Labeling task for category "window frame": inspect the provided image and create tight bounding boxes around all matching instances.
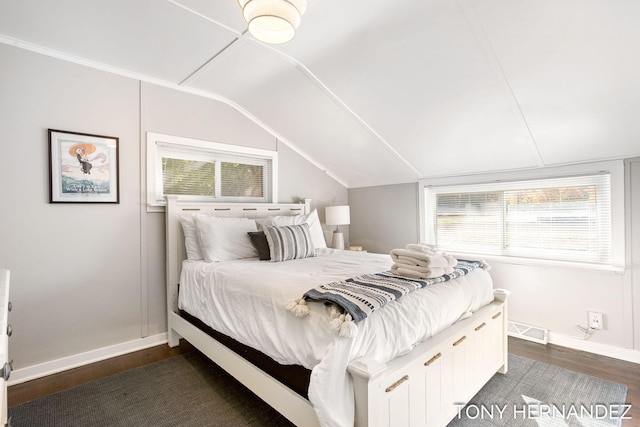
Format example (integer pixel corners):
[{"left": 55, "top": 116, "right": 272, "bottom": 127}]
[
  {"left": 418, "top": 160, "right": 625, "bottom": 271},
  {"left": 146, "top": 132, "right": 278, "bottom": 212}
]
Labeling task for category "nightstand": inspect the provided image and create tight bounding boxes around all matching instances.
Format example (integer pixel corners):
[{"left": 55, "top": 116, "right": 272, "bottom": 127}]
[{"left": 348, "top": 246, "right": 367, "bottom": 253}]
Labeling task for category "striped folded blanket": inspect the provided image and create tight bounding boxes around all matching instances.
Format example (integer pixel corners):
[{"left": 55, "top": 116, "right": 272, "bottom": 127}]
[{"left": 287, "top": 260, "right": 486, "bottom": 337}]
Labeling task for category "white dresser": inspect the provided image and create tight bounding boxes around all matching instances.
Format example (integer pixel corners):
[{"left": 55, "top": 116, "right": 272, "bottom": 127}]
[{"left": 0, "top": 270, "right": 11, "bottom": 427}]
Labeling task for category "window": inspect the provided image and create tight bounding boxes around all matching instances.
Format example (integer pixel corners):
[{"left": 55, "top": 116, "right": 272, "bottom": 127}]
[
  {"left": 419, "top": 162, "right": 624, "bottom": 269},
  {"left": 147, "top": 133, "right": 277, "bottom": 209}
]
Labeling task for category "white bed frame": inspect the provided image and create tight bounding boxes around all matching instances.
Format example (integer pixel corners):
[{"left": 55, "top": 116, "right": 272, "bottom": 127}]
[{"left": 165, "top": 196, "right": 510, "bottom": 427}]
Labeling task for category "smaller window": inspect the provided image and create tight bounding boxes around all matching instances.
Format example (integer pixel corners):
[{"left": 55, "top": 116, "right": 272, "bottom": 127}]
[{"left": 147, "top": 133, "right": 277, "bottom": 209}]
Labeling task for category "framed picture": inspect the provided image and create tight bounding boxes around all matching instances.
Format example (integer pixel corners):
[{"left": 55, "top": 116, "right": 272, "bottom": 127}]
[{"left": 48, "top": 129, "right": 120, "bottom": 203}]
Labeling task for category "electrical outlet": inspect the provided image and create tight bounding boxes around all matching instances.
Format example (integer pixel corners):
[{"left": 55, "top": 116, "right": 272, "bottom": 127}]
[{"left": 588, "top": 311, "right": 604, "bottom": 330}]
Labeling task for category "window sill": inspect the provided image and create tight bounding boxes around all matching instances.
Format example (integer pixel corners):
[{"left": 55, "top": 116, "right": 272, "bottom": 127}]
[
  {"left": 451, "top": 252, "right": 625, "bottom": 273},
  {"left": 147, "top": 203, "right": 166, "bottom": 213}
]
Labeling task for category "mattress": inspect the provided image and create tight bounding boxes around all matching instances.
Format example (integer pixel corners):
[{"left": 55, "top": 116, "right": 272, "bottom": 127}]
[{"left": 178, "top": 248, "right": 494, "bottom": 427}]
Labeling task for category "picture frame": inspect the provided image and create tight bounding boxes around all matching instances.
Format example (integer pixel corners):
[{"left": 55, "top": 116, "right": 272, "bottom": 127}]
[{"left": 48, "top": 129, "right": 120, "bottom": 203}]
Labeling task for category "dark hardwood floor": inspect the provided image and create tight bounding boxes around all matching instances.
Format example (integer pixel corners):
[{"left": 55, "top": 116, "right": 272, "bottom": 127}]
[
  {"left": 8, "top": 340, "right": 193, "bottom": 408},
  {"left": 8, "top": 337, "right": 640, "bottom": 425}
]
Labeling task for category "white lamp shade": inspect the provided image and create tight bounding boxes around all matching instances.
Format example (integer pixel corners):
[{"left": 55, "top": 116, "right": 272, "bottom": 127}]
[
  {"left": 238, "top": 0, "right": 308, "bottom": 44},
  {"left": 325, "top": 206, "right": 350, "bottom": 226}
]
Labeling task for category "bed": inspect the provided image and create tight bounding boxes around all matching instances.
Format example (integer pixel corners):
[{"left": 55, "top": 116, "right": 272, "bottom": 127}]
[{"left": 165, "top": 196, "right": 510, "bottom": 427}]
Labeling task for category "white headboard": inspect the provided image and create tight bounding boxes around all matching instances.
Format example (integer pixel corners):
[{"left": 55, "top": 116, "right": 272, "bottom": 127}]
[{"left": 165, "top": 195, "right": 311, "bottom": 312}]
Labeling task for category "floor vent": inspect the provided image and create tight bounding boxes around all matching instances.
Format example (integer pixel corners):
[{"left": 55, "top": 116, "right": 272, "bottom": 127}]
[{"left": 508, "top": 321, "right": 548, "bottom": 344}]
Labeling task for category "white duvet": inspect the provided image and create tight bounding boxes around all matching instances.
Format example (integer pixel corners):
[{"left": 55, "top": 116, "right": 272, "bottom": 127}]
[{"left": 178, "top": 248, "right": 494, "bottom": 427}]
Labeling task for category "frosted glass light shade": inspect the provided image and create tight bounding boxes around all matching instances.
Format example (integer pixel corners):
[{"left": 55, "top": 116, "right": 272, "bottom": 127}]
[
  {"left": 325, "top": 206, "right": 350, "bottom": 226},
  {"left": 238, "top": 0, "right": 308, "bottom": 44}
]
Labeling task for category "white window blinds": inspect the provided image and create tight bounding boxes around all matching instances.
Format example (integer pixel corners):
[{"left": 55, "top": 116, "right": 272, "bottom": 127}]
[
  {"left": 424, "top": 173, "right": 612, "bottom": 265},
  {"left": 148, "top": 134, "right": 276, "bottom": 206}
]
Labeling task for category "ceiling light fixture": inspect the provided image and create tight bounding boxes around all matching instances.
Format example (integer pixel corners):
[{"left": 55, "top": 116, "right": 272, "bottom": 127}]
[{"left": 238, "top": 0, "right": 308, "bottom": 44}]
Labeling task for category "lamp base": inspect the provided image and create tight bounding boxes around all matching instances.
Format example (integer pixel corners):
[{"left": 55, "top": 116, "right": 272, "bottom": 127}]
[{"left": 331, "top": 231, "right": 345, "bottom": 250}]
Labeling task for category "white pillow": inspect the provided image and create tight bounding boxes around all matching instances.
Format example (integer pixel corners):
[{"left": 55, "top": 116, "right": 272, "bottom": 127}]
[
  {"left": 270, "top": 209, "right": 327, "bottom": 249},
  {"left": 255, "top": 217, "right": 275, "bottom": 231},
  {"left": 193, "top": 215, "right": 258, "bottom": 262},
  {"left": 178, "top": 214, "right": 203, "bottom": 261}
]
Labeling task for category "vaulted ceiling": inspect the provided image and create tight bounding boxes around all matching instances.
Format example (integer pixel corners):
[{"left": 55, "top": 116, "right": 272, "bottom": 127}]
[{"left": 1, "top": 0, "right": 639, "bottom": 188}]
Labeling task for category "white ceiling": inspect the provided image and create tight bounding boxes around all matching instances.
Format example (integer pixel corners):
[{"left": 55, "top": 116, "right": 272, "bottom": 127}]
[{"left": 1, "top": 0, "right": 639, "bottom": 188}]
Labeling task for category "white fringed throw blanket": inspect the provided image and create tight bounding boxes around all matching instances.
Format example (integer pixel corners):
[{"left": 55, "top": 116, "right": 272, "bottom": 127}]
[{"left": 287, "top": 259, "right": 487, "bottom": 337}]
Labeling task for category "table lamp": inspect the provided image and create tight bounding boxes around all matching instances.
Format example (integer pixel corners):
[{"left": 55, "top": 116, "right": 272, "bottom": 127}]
[{"left": 325, "top": 205, "right": 350, "bottom": 250}]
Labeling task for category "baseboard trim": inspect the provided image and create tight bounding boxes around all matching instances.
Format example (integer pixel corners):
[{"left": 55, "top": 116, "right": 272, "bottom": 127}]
[
  {"left": 548, "top": 331, "right": 640, "bottom": 364},
  {"left": 8, "top": 333, "right": 168, "bottom": 386}
]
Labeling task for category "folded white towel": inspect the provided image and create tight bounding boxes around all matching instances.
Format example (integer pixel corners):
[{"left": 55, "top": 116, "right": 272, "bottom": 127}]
[
  {"left": 390, "top": 248, "right": 425, "bottom": 261},
  {"left": 391, "top": 248, "right": 448, "bottom": 266},
  {"left": 444, "top": 255, "right": 458, "bottom": 268},
  {"left": 398, "top": 254, "right": 449, "bottom": 268},
  {"left": 391, "top": 248, "right": 451, "bottom": 267},
  {"left": 390, "top": 244, "right": 461, "bottom": 279},
  {"left": 405, "top": 243, "right": 438, "bottom": 254},
  {"left": 393, "top": 257, "right": 418, "bottom": 266},
  {"left": 391, "top": 263, "right": 430, "bottom": 274},
  {"left": 392, "top": 265, "right": 445, "bottom": 279}
]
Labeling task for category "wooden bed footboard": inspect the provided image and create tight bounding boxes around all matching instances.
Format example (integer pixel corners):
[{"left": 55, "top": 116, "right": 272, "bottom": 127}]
[{"left": 349, "top": 289, "right": 509, "bottom": 427}]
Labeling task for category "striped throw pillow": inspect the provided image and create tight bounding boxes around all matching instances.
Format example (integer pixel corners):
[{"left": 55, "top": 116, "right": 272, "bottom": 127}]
[{"left": 263, "top": 224, "right": 316, "bottom": 262}]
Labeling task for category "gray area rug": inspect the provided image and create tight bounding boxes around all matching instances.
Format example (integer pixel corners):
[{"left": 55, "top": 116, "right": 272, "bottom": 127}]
[
  {"left": 10, "top": 353, "right": 627, "bottom": 427},
  {"left": 449, "top": 355, "right": 628, "bottom": 427},
  {"left": 10, "top": 351, "right": 295, "bottom": 427}
]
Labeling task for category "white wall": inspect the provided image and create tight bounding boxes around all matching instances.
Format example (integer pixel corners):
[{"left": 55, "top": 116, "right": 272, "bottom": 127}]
[
  {"left": 349, "top": 171, "right": 640, "bottom": 362},
  {"left": 0, "top": 43, "right": 347, "bottom": 378},
  {"left": 0, "top": 44, "right": 142, "bottom": 370},
  {"left": 348, "top": 183, "right": 418, "bottom": 254},
  {"left": 630, "top": 158, "right": 640, "bottom": 351}
]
